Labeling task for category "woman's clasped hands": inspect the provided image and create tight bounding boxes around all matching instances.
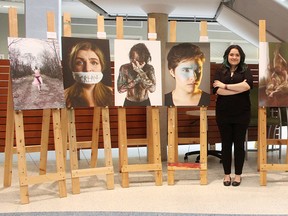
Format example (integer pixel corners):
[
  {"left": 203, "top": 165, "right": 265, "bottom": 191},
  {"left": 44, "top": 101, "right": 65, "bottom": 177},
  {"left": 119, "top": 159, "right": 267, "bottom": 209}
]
[{"left": 213, "top": 80, "right": 225, "bottom": 89}]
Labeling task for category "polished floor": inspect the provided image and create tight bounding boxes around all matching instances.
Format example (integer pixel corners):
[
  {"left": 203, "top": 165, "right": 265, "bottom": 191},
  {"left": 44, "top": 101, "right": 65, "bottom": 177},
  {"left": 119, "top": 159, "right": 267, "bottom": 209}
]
[{"left": 1, "top": 139, "right": 288, "bottom": 215}]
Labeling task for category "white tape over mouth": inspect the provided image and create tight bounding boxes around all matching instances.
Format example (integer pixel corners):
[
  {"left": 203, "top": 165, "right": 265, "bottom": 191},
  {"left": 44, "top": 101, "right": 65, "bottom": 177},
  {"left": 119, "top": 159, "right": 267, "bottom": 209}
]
[{"left": 72, "top": 71, "right": 103, "bottom": 84}]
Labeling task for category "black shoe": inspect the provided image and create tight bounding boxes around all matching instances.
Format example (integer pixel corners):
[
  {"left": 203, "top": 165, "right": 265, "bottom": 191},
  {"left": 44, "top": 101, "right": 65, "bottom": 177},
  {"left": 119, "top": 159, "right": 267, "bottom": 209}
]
[
  {"left": 223, "top": 177, "right": 231, "bottom": 186},
  {"left": 232, "top": 178, "right": 241, "bottom": 187}
]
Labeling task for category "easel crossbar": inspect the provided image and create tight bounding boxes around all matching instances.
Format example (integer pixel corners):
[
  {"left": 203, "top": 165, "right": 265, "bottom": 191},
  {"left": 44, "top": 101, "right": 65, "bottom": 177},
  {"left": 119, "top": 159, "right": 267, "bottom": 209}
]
[
  {"left": 121, "top": 164, "right": 162, "bottom": 172},
  {"left": 71, "top": 167, "right": 114, "bottom": 178},
  {"left": 260, "top": 164, "right": 288, "bottom": 171},
  {"left": 266, "top": 139, "right": 288, "bottom": 145},
  {"left": 20, "top": 172, "right": 66, "bottom": 185},
  {"left": 127, "top": 138, "right": 148, "bottom": 145},
  {"left": 178, "top": 137, "right": 201, "bottom": 144}
]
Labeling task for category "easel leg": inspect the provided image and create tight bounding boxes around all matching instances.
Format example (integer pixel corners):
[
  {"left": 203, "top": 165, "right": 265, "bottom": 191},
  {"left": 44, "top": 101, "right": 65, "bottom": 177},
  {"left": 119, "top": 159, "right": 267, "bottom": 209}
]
[
  {"left": 39, "top": 109, "right": 51, "bottom": 175},
  {"left": 167, "top": 107, "right": 177, "bottom": 185},
  {"left": 90, "top": 107, "right": 101, "bottom": 168},
  {"left": 52, "top": 109, "right": 67, "bottom": 197},
  {"left": 260, "top": 170, "right": 267, "bottom": 186},
  {"left": 151, "top": 107, "right": 162, "bottom": 186},
  {"left": 102, "top": 107, "right": 114, "bottom": 189},
  {"left": 286, "top": 139, "right": 288, "bottom": 164},
  {"left": 259, "top": 107, "right": 267, "bottom": 186},
  {"left": 118, "top": 107, "right": 129, "bottom": 187},
  {"left": 68, "top": 109, "right": 80, "bottom": 194},
  {"left": 61, "top": 108, "right": 68, "bottom": 169},
  {"left": 147, "top": 107, "right": 154, "bottom": 163},
  {"left": 200, "top": 170, "right": 207, "bottom": 185},
  {"left": 14, "top": 111, "right": 29, "bottom": 204},
  {"left": 3, "top": 81, "right": 15, "bottom": 187},
  {"left": 3, "top": 114, "right": 14, "bottom": 187},
  {"left": 199, "top": 107, "right": 207, "bottom": 185}
]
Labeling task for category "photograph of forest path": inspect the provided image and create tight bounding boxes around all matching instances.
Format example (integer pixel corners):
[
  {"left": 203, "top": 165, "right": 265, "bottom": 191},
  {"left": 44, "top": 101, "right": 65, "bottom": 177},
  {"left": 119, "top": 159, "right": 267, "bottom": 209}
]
[
  {"left": 12, "top": 74, "right": 65, "bottom": 110},
  {"left": 8, "top": 37, "right": 65, "bottom": 110}
]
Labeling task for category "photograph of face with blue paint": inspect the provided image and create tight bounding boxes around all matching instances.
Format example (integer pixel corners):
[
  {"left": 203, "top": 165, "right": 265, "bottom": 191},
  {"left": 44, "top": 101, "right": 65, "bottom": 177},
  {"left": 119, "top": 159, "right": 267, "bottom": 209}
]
[{"left": 164, "top": 42, "right": 210, "bottom": 107}]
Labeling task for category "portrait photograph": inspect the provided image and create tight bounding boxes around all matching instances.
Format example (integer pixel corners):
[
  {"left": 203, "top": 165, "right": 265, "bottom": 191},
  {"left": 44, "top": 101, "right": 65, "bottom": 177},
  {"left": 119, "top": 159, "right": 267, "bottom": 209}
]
[
  {"left": 114, "top": 39, "right": 162, "bottom": 107},
  {"left": 259, "top": 42, "right": 288, "bottom": 107},
  {"left": 164, "top": 42, "right": 210, "bottom": 107},
  {"left": 62, "top": 37, "right": 113, "bottom": 108},
  {"left": 7, "top": 37, "right": 65, "bottom": 110}
]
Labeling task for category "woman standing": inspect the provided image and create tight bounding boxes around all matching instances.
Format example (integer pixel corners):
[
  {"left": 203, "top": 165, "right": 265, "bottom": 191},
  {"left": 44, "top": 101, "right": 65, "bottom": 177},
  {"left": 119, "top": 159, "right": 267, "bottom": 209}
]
[{"left": 213, "top": 45, "right": 253, "bottom": 186}]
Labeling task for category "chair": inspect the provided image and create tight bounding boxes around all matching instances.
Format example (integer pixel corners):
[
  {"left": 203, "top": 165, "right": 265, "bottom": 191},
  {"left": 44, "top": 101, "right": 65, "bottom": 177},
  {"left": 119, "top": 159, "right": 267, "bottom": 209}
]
[
  {"left": 265, "top": 107, "right": 282, "bottom": 158},
  {"left": 279, "top": 107, "right": 288, "bottom": 161},
  {"left": 279, "top": 107, "right": 288, "bottom": 134},
  {"left": 267, "top": 107, "right": 288, "bottom": 159},
  {"left": 184, "top": 110, "right": 222, "bottom": 163}
]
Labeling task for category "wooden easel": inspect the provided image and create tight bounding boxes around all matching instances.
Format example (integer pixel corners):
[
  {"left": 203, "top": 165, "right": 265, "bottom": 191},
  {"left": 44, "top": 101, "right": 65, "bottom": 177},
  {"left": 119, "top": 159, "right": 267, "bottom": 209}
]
[
  {"left": 3, "top": 8, "right": 67, "bottom": 204},
  {"left": 167, "top": 21, "right": 208, "bottom": 185},
  {"left": 258, "top": 20, "right": 288, "bottom": 186},
  {"left": 63, "top": 14, "right": 114, "bottom": 194},
  {"left": 117, "top": 17, "right": 163, "bottom": 188}
]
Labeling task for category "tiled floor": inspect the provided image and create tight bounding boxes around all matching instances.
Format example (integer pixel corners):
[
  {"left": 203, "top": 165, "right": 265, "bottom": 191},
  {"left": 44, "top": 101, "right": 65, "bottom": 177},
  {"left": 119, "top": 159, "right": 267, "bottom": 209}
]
[{"left": 1, "top": 140, "right": 288, "bottom": 215}]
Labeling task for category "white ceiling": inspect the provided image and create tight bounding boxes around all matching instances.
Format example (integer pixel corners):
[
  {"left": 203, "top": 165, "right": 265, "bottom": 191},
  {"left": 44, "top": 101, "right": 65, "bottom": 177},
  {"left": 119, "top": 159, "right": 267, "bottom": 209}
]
[
  {"left": 1, "top": 0, "right": 288, "bottom": 30},
  {"left": 1, "top": 0, "right": 288, "bottom": 20},
  {"left": 88, "top": 0, "right": 222, "bottom": 19},
  {"left": 0, "top": 0, "right": 223, "bottom": 19}
]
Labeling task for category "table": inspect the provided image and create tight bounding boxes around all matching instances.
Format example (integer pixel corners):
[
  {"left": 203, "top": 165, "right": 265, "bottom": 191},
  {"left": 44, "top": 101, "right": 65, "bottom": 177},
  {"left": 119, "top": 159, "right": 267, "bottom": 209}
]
[{"left": 184, "top": 109, "right": 222, "bottom": 163}]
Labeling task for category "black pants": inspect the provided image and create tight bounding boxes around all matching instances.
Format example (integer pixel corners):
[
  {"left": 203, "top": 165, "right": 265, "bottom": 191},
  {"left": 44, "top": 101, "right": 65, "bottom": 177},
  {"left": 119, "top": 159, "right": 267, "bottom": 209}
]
[{"left": 217, "top": 122, "right": 248, "bottom": 175}]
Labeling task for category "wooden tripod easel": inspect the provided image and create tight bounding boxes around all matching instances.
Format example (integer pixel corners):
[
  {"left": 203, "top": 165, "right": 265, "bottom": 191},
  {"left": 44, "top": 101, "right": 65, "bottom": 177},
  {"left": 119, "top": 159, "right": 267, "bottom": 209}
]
[
  {"left": 167, "top": 21, "right": 208, "bottom": 185},
  {"left": 117, "top": 17, "right": 163, "bottom": 187},
  {"left": 63, "top": 13, "right": 114, "bottom": 194},
  {"left": 3, "top": 9, "right": 67, "bottom": 204},
  {"left": 258, "top": 20, "right": 288, "bottom": 186}
]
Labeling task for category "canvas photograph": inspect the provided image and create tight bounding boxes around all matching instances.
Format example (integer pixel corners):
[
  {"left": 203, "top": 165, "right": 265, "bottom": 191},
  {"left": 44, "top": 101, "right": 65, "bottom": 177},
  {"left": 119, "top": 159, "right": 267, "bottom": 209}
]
[
  {"left": 259, "top": 42, "right": 288, "bottom": 107},
  {"left": 114, "top": 39, "right": 162, "bottom": 106},
  {"left": 164, "top": 42, "right": 210, "bottom": 107},
  {"left": 8, "top": 37, "right": 65, "bottom": 110},
  {"left": 62, "top": 37, "right": 113, "bottom": 108}
]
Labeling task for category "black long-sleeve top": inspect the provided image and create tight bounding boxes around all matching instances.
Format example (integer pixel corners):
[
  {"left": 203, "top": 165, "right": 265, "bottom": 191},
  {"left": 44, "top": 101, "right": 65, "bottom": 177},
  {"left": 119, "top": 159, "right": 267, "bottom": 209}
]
[{"left": 213, "top": 66, "right": 254, "bottom": 124}]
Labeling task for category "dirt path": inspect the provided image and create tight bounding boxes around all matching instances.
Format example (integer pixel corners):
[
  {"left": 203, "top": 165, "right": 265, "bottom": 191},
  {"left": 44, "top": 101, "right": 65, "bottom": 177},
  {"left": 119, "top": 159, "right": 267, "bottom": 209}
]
[{"left": 12, "top": 75, "right": 66, "bottom": 110}]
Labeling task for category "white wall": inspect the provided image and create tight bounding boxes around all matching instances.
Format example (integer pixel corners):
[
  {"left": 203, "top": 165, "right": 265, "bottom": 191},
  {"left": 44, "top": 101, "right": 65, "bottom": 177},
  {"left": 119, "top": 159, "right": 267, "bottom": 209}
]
[{"left": 0, "top": 14, "right": 258, "bottom": 63}]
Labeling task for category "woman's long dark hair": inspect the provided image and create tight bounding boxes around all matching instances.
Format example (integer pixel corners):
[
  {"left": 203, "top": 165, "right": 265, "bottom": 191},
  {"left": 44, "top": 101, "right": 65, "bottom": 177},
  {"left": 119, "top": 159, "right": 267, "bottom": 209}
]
[{"left": 222, "top": 44, "right": 247, "bottom": 72}]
